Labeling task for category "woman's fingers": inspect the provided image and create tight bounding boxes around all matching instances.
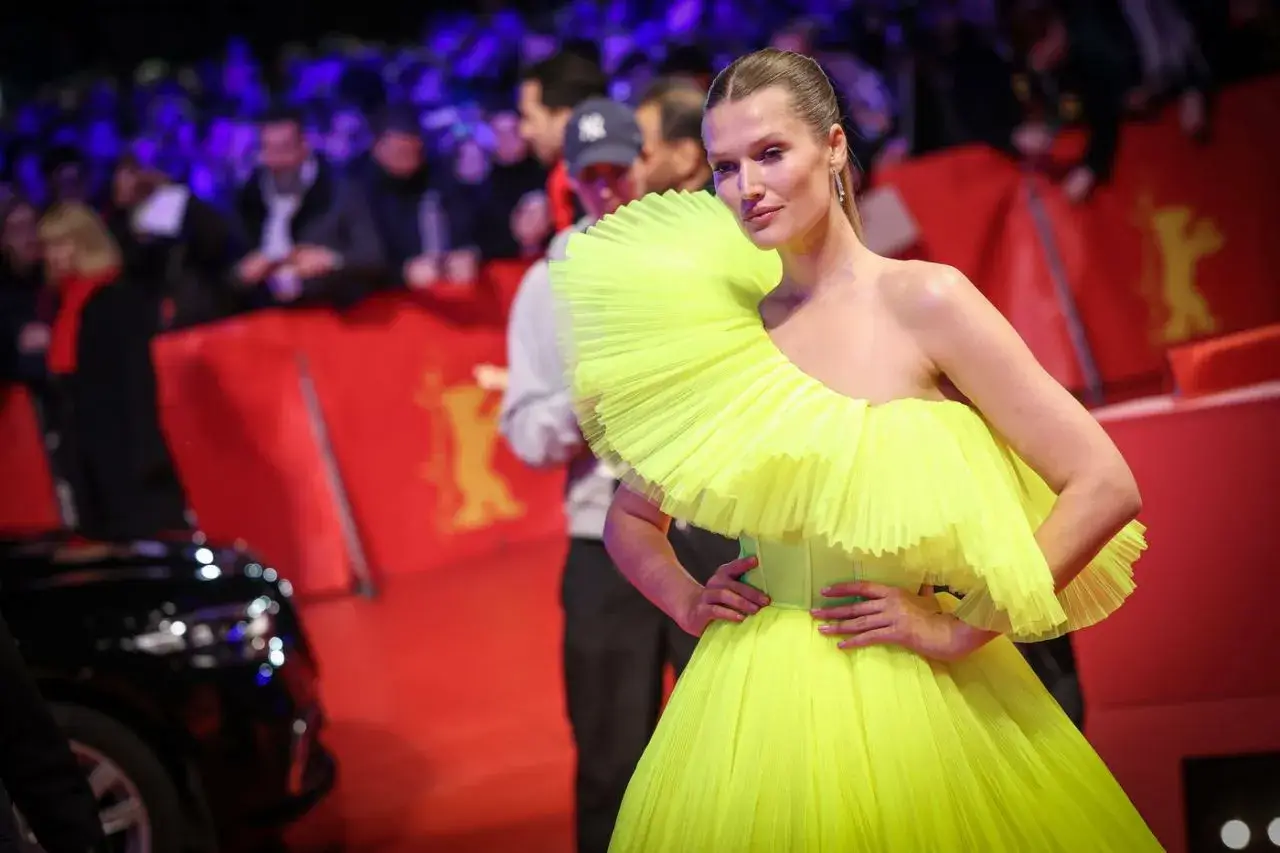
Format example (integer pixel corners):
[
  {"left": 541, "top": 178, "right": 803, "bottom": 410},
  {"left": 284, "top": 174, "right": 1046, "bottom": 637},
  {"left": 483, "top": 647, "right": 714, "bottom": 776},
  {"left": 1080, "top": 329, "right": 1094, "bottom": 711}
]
[
  {"left": 819, "top": 613, "right": 895, "bottom": 636},
  {"left": 821, "top": 580, "right": 899, "bottom": 600},
  {"left": 705, "top": 604, "right": 747, "bottom": 623},
  {"left": 811, "top": 598, "right": 883, "bottom": 621},
  {"left": 837, "top": 626, "right": 900, "bottom": 650},
  {"left": 723, "top": 579, "right": 770, "bottom": 608},
  {"left": 706, "top": 586, "right": 761, "bottom": 616},
  {"left": 714, "top": 555, "right": 758, "bottom": 580}
]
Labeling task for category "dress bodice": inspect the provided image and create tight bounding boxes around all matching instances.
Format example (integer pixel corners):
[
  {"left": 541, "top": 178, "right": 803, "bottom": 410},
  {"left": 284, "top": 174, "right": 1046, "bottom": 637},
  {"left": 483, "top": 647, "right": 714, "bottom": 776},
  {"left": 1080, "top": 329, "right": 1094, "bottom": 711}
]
[{"left": 740, "top": 537, "right": 926, "bottom": 610}]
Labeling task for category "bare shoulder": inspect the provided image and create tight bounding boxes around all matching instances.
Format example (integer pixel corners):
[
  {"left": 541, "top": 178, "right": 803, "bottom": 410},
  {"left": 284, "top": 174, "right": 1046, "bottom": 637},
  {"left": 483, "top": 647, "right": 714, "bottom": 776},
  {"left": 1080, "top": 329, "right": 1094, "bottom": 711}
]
[{"left": 876, "top": 260, "right": 977, "bottom": 330}]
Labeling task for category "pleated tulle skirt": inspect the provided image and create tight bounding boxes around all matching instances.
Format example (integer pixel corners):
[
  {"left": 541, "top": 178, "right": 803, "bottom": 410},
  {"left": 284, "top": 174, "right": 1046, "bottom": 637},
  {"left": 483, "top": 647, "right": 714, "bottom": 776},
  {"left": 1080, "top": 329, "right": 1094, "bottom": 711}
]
[{"left": 609, "top": 599, "right": 1164, "bottom": 853}]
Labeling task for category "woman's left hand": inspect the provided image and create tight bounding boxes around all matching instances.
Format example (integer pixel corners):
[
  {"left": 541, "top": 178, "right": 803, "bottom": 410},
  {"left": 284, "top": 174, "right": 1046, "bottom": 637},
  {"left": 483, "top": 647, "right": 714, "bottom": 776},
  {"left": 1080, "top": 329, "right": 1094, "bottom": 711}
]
[{"left": 811, "top": 582, "right": 996, "bottom": 662}]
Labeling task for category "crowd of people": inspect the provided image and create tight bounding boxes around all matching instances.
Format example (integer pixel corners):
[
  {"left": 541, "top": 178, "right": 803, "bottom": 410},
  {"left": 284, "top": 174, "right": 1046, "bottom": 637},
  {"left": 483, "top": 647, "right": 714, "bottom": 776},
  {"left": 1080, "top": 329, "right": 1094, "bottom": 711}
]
[{"left": 0, "top": 0, "right": 1271, "bottom": 539}]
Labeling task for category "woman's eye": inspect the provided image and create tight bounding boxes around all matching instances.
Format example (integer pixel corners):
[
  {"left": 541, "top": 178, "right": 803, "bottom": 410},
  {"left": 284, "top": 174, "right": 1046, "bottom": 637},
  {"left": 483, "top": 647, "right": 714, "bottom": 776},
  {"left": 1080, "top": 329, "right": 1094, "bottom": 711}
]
[
  {"left": 712, "top": 162, "right": 736, "bottom": 174},
  {"left": 761, "top": 147, "right": 783, "bottom": 161}
]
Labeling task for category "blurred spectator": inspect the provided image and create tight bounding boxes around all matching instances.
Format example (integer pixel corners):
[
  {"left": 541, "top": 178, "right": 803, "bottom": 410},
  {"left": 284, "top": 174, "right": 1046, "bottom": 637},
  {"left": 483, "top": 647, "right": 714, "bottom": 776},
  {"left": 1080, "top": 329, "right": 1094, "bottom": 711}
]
[
  {"left": 38, "top": 204, "right": 121, "bottom": 379},
  {"left": 0, "top": 198, "right": 48, "bottom": 386},
  {"left": 1119, "top": 0, "right": 1210, "bottom": 138},
  {"left": 634, "top": 77, "right": 714, "bottom": 194},
  {"left": 38, "top": 202, "right": 190, "bottom": 539},
  {"left": 36, "top": 203, "right": 123, "bottom": 533},
  {"left": 908, "top": 1, "right": 1024, "bottom": 159},
  {"left": 478, "top": 109, "right": 550, "bottom": 260},
  {"left": 657, "top": 44, "right": 715, "bottom": 90},
  {"left": 509, "top": 191, "right": 554, "bottom": 259},
  {"left": 109, "top": 157, "right": 245, "bottom": 328},
  {"left": 1009, "top": 1, "right": 1131, "bottom": 202},
  {"left": 517, "top": 52, "right": 610, "bottom": 231},
  {"left": 362, "top": 106, "right": 480, "bottom": 292},
  {"left": 231, "top": 107, "right": 385, "bottom": 308}
]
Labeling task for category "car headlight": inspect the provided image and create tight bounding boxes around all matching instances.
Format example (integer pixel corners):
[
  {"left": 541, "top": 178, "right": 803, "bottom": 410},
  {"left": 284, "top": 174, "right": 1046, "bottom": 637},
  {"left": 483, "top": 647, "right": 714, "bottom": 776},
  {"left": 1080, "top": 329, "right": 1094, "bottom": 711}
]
[{"left": 125, "top": 596, "right": 285, "bottom": 668}]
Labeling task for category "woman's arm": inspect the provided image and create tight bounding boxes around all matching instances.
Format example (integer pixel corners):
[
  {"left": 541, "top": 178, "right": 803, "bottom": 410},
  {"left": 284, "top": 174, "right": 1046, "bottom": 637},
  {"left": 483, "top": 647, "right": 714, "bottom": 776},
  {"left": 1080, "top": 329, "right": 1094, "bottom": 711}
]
[
  {"left": 604, "top": 486, "right": 704, "bottom": 629},
  {"left": 904, "top": 266, "right": 1142, "bottom": 592}
]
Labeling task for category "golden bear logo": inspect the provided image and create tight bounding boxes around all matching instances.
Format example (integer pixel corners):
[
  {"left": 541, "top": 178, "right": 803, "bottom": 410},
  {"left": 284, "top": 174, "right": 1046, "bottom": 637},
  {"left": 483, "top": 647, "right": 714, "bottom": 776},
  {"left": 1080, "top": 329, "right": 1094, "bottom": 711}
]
[
  {"left": 1134, "top": 194, "right": 1223, "bottom": 344},
  {"left": 415, "top": 369, "right": 525, "bottom": 532}
]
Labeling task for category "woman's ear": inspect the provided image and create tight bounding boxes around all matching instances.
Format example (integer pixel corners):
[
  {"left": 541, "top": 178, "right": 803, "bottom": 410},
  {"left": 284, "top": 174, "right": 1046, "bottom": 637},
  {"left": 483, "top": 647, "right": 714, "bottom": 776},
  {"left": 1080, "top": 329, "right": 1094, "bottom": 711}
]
[{"left": 827, "top": 123, "right": 849, "bottom": 173}]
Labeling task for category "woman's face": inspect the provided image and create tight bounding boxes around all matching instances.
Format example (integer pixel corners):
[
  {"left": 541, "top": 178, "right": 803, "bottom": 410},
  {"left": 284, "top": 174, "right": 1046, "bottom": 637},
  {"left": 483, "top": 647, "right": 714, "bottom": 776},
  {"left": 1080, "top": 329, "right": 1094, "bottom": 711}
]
[
  {"left": 44, "top": 238, "right": 77, "bottom": 279},
  {"left": 703, "top": 87, "right": 841, "bottom": 250}
]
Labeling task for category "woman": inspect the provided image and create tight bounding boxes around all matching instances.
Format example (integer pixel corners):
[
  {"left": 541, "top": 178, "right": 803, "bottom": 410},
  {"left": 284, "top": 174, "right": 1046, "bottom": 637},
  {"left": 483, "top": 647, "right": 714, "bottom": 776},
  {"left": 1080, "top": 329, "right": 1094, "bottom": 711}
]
[
  {"left": 38, "top": 204, "right": 122, "bottom": 381},
  {"left": 550, "top": 49, "right": 1161, "bottom": 851},
  {"left": 40, "top": 203, "right": 189, "bottom": 539}
]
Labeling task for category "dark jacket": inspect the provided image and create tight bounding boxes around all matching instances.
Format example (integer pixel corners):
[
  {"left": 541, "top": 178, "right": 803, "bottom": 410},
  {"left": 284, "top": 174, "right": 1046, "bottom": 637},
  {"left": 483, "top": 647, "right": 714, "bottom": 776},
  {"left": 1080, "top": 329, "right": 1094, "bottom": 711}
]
[
  {"left": 234, "top": 158, "right": 386, "bottom": 308},
  {"left": 71, "top": 280, "right": 189, "bottom": 540},
  {"left": 362, "top": 159, "right": 484, "bottom": 284}
]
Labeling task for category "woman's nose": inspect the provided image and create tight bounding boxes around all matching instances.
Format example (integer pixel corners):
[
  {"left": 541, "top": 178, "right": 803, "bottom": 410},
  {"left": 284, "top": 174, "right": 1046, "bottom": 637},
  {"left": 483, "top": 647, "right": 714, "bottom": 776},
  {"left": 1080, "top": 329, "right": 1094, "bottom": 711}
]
[{"left": 738, "top": 162, "right": 764, "bottom": 200}]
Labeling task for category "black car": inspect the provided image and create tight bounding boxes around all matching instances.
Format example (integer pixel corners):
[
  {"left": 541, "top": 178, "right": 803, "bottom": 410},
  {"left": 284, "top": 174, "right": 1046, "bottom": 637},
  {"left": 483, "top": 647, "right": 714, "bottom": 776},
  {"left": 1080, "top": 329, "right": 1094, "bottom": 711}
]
[{"left": 0, "top": 532, "right": 335, "bottom": 852}]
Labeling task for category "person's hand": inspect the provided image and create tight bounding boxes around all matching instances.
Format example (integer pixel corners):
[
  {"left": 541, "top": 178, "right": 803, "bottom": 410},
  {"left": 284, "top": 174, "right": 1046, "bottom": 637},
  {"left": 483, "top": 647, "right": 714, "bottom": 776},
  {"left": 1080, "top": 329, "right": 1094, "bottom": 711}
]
[
  {"left": 1012, "top": 122, "right": 1053, "bottom": 158},
  {"left": 473, "top": 363, "right": 508, "bottom": 391},
  {"left": 17, "top": 322, "right": 50, "bottom": 354},
  {"left": 235, "top": 251, "right": 275, "bottom": 284},
  {"left": 404, "top": 255, "right": 441, "bottom": 291},
  {"left": 676, "top": 555, "right": 767, "bottom": 637},
  {"left": 291, "top": 245, "right": 340, "bottom": 278},
  {"left": 1062, "top": 166, "right": 1096, "bottom": 204},
  {"left": 812, "top": 581, "right": 996, "bottom": 661},
  {"left": 444, "top": 249, "right": 480, "bottom": 285}
]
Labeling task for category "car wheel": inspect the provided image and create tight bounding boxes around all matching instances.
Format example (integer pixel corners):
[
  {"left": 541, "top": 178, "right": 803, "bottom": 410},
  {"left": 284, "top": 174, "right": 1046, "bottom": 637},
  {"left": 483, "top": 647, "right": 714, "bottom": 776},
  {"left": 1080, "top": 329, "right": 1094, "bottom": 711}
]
[{"left": 34, "top": 704, "right": 188, "bottom": 853}]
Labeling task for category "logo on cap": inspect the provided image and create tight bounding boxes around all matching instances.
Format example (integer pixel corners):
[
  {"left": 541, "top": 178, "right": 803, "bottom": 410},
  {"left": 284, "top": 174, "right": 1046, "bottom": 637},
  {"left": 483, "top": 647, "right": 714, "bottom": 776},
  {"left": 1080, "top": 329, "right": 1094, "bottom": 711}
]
[{"left": 577, "top": 113, "right": 607, "bottom": 143}]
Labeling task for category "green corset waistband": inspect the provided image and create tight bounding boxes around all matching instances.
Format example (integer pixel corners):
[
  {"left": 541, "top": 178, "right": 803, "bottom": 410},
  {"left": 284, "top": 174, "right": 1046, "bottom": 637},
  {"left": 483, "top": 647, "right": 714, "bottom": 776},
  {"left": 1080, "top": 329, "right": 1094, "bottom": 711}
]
[{"left": 738, "top": 537, "right": 923, "bottom": 610}]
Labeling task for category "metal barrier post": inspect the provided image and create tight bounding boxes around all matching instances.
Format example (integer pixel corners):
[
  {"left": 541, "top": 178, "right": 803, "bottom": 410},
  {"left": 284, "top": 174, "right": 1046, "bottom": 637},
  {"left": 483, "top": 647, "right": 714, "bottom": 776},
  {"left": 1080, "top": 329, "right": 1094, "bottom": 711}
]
[
  {"left": 1022, "top": 179, "right": 1106, "bottom": 407},
  {"left": 295, "top": 353, "right": 377, "bottom": 598}
]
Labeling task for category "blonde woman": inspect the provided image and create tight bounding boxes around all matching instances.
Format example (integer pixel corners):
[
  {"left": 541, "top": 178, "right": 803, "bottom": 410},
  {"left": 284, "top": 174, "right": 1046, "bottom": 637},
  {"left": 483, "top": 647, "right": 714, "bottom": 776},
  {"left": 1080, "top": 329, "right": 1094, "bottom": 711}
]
[{"left": 38, "top": 202, "right": 121, "bottom": 377}]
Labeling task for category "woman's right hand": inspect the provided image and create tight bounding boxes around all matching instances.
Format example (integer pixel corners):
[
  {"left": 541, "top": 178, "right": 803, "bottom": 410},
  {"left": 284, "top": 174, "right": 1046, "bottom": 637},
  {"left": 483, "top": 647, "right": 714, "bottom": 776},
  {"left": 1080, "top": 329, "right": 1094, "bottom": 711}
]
[{"left": 676, "top": 555, "right": 768, "bottom": 637}]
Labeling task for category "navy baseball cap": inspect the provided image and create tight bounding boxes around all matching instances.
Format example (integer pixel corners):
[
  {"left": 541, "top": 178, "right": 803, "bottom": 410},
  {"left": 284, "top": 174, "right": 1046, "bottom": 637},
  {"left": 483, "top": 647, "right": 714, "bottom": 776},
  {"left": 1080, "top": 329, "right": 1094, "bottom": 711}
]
[{"left": 562, "top": 98, "right": 643, "bottom": 177}]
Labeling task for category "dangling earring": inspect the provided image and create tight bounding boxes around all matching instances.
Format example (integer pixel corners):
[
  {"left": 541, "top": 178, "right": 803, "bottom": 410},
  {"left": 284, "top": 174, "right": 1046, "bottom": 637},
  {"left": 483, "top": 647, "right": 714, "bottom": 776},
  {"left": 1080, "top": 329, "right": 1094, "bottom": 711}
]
[{"left": 833, "top": 171, "right": 846, "bottom": 205}]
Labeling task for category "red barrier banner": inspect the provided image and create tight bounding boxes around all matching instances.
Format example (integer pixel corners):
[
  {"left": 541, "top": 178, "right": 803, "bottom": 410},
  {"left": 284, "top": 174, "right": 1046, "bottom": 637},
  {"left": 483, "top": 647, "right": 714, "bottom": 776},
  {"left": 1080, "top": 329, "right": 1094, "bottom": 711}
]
[
  {"left": 152, "top": 316, "right": 354, "bottom": 595},
  {"left": 878, "top": 75, "right": 1280, "bottom": 397},
  {"left": 1043, "top": 76, "right": 1280, "bottom": 390},
  {"left": 0, "top": 385, "right": 60, "bottom": 532},
  {"left": 878, "top": 148, "right": 1086, "bottom": 391},
  {"left": 150, "top": 280, "right": 563, "bottom": 596}
]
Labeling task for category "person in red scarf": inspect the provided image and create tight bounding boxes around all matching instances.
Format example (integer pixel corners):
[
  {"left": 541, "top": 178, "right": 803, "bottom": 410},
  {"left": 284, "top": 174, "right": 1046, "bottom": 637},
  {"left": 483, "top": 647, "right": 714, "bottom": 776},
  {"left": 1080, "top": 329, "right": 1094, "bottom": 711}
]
[
  {"left": 37, "top": 203, "right": 122, "bottom": 379},
  {"left": 517, "top": 52, "right": 609, "bottom": 232}
]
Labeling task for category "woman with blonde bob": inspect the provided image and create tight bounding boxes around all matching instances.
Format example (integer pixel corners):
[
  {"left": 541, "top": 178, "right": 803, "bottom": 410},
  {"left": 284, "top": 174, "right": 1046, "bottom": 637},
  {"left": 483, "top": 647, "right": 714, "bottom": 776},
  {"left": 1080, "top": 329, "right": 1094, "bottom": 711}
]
[
  {"left": 38, "top": 202, "right": 122, "bottom": 377},
  {"left": 551, "top": 49, "right": 1161, "bottom": 852}
]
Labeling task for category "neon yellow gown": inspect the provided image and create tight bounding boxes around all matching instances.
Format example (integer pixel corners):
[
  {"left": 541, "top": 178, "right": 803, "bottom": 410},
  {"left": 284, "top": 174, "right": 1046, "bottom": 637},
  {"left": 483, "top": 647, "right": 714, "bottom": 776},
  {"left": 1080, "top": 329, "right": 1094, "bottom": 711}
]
[{"left": 550, "top": 190, "right": 1161, "bottom": 852}]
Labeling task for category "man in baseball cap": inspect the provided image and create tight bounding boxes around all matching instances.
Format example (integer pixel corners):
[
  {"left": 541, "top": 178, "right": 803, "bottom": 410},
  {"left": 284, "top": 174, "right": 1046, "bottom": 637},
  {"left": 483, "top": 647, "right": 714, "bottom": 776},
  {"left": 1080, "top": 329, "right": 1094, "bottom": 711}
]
[
  {"left": 561, "top": 97, "right": 645, "bottom": 220},
  {"left": 501, "top": 97, "right": 719, "bottom": 853}
]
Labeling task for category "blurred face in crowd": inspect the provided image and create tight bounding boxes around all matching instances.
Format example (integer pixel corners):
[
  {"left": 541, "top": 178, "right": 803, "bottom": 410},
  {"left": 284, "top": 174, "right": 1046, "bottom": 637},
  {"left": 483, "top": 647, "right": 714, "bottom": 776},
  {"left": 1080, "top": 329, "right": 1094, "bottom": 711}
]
[
  {"left": 454, "top": 140, "right": 490, "bottom": 185},
  {"left": 489, "top": 111, "right": 528, "bottom": 165},
  {"left": 2, "top": 202, "right": 41, "bottom": 269},
  {"left": 571, "top": 161, "right": 639, "bottom": 221},
  {"left": 704, "top": 86, "right": 844, "bottom": 250},
  {"left": 43, "top": 238, "right": 77, "bottom": 280},
  {"left": 517, "top": 81, "right": 571, "bottom": 167},
  {"left": 635, "top": 102, "right": 704, "bottom": 194},
  {"left": 258, "top": 119, "right": 309, "bottom": 183},
  {"left": 510, "top": 190, "right": 552, "bottom": 253},
  {"left": 373, "top": 130, "right": 424, "bottom": 179}
]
